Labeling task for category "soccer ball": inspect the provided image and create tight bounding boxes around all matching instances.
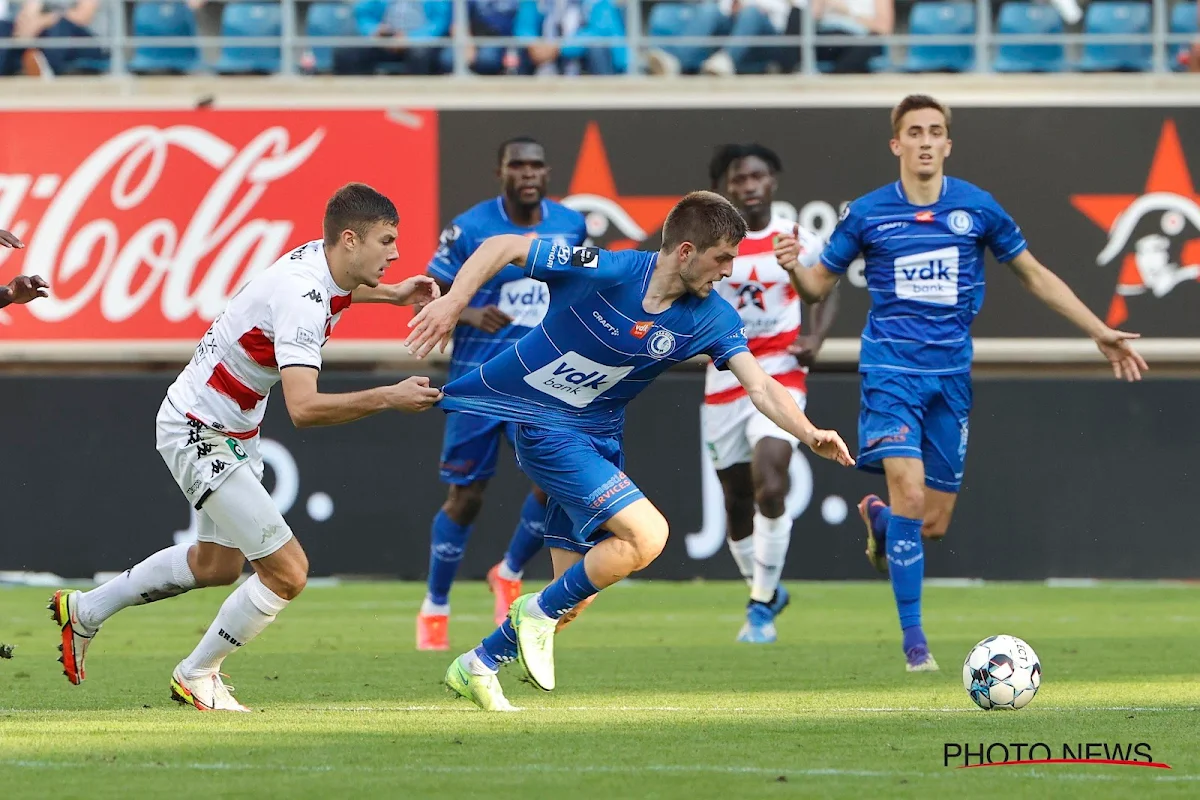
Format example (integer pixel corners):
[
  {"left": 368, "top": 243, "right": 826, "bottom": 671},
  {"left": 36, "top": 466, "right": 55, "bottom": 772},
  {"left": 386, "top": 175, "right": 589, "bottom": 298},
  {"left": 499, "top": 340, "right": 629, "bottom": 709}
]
[{"left": 962, "top": 635, "right": 1041, "bottom": 710}]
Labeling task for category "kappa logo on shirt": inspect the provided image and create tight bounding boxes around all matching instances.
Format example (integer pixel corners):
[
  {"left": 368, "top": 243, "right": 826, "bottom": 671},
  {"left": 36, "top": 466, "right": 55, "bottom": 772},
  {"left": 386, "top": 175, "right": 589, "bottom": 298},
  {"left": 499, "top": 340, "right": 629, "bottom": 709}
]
[
  {"left": 302, "top": 289, "right": 323, "bottom": 305},
  {"left": 523, "top": 351, "right": 634, "bottom": 408}
]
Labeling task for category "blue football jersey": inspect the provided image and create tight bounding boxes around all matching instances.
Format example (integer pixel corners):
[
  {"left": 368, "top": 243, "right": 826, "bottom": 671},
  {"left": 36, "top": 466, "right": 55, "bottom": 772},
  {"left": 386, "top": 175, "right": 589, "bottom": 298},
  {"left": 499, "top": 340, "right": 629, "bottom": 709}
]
[
  {"left": 427, "top": 197, "right": 588, "bottom": 381},
  {"left": 441, "top": 241, "right": 750, "bottom": 437},
  {"left": 821, "top": 177, "right": 1027, "bottom": 374}
]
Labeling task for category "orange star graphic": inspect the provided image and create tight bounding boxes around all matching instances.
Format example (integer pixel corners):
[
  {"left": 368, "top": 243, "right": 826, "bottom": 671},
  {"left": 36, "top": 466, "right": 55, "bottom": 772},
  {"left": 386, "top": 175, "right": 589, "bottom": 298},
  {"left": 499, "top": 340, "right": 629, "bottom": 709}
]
[
  {"left": 559, "top": 122, "right": 679, "bottom": 251},
  {"left": 1071, "top": 119, "right": 1200, "bottom": 326}
]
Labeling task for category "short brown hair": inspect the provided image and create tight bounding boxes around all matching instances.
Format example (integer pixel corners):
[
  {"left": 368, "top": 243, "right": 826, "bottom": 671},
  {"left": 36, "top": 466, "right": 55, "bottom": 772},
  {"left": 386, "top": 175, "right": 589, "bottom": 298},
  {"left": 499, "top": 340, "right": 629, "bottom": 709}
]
[
  {"left": 891, "top": 94, "right": 951, "bottom": 137},
  {"left": 323, "top": 183, "right": 399, "bottom": 246},
  {"left": 660, "top": 191, "right": 747, "bottom": 253}
]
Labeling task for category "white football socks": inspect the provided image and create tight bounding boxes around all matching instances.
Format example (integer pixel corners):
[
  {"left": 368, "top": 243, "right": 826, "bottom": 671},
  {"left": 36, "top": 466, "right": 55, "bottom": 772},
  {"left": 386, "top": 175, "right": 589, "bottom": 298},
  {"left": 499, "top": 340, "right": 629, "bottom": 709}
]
[
  {"left": 750, "top": 512, "right": 792, "bottom": 604},
  {"left": 421, "top": 597, "right": 449, "bottom": 616},
  {"left": 180, "top": 574, "right": 288, "bottom": 678},
  {"left": 77, "top": 543, "right": 196, "bottom": 632},
  {"left": 727, "top": 536, "right": 755, "bottom": 586},
  {"left": 497, "top": 562, "right": 522, "bottom": 582}
]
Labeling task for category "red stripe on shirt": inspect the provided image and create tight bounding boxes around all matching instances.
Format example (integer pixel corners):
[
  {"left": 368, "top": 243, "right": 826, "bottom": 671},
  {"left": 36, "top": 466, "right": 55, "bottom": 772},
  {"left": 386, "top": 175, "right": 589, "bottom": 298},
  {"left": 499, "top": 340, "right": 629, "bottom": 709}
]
[
  {"left": 238, "top": 327, "right": 277, "bottom": 369},
  {"left": 748, "top": 329, "right": 800, "bottom": 357},
  {"left": 705, "top": 369, "right": 808, "bottom": 405},
  {"left": 206, "top": 363, "right": 265, "bottom": 412},
  {"left": 185, "top": 413, "right": 259, "bottom": 440},
  {"left": 331, "top": 293, "right": 352, "bottom": 315}
]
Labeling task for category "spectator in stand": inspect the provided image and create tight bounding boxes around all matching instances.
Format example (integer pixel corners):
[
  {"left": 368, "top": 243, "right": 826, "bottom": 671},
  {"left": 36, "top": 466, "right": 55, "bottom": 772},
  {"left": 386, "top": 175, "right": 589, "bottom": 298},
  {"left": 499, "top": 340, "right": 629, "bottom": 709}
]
[
  {"left": 11, "top": 0, "right": 112, "bottom": 75},
  {"left": 0, "top": 2, "right": 18, "bottom": 76},
  {"left": 515, "top": 0, "right": 627, "bottom": 75},
  {"left": 645, "top": 0, "right": 800, "bottom": 76},
  {"left": 335, "top": 0, "right": 450, "bottom": 75},
  {"left": 438, "top": 0, "right": 522, "bottom": 74},
  {"left": 810, "top": 0, "right": 892, "bottom": 74}
]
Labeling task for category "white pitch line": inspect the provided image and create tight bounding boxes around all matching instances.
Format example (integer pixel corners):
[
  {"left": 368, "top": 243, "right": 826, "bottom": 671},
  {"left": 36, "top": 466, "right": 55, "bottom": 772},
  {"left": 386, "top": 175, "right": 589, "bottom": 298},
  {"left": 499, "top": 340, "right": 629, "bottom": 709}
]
[
  {"left": 2, "top": 705, "right": 1196, "bottom": 715},
  {"left": 0, "top": 760, "right": 1193, "bottom": 782}
]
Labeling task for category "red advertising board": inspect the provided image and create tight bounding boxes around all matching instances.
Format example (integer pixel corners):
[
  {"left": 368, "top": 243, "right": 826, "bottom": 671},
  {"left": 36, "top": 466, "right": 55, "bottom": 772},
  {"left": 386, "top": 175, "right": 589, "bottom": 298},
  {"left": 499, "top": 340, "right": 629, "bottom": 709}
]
[{"left": 0, "top": 109, "right": 438, "bottom": 339}]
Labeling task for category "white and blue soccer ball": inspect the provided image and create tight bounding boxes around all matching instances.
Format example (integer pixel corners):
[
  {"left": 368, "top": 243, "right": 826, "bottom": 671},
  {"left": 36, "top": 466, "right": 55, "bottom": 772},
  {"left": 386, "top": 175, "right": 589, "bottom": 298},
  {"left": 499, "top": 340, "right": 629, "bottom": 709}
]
[{"left": 962, "top": 635, "right": 1042, "bottom": 710}]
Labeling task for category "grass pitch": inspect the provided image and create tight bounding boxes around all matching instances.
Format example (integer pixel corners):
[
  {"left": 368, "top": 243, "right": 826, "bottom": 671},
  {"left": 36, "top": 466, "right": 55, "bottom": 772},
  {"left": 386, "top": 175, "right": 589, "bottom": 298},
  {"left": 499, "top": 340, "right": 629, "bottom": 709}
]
[{"left": 1, "top": 580, "right": 1197, "bottom": 799}]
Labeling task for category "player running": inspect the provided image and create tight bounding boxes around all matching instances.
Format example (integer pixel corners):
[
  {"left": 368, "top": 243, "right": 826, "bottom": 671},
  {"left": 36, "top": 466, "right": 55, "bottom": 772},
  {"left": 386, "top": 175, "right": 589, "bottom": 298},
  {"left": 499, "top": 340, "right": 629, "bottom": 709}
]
[
  {"left": 48, "top": 184, "right": 443, "bottom": 710},
  {"left": 407, "top": 191, "right": 855, "bottom": 711},
  {"left": 774, "top": 94, "right": 1147, "bottom": 672},
  {"left": 706, "top": 144, "right": 838, "bottom": 643},
  {"left": 418, "top": 136, "right": 589, "bottom": 650}
]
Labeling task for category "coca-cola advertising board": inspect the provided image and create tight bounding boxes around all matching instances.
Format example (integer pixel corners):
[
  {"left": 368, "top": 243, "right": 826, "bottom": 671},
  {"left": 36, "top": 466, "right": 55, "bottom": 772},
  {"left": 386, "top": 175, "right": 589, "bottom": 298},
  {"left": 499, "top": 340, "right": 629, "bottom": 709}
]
[{"left": 0, "top": 110, "right": 438, "bottom": 338}]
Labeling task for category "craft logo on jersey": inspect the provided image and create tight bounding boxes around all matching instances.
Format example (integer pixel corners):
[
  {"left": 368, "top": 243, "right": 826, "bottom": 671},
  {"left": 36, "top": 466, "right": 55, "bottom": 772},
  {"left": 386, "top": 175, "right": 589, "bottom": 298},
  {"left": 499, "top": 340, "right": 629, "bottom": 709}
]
[
  {"left": 630, "top": 320, "right": 653, "bottom": 339},
  {"left": 894, "top": 246, "right": 959, "bottom": 306},
  {"left": 498, "top": 277, "right": 551, "bottom": 328},
  {"left": 523, "top": 350, "right": 634, "bottom": 408},
  {"left": 647, "top": 329, "right": 676, "bottom": 359},
  {"left": 948, "top": 210, "right": 973, "bottom": 235},
  {"left": 1071, "top": 119, "right": 1200, "bottom": 327}
]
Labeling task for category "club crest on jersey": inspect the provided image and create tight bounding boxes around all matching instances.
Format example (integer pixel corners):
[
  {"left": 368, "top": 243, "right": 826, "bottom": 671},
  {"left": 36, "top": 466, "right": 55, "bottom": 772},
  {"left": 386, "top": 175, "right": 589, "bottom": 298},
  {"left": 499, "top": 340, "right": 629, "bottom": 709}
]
[
  {"left": 630, "top": 320, "right": 653, "bottom": 339},
  {"left": 948, "top": 210, "right": 973, "bottom": 235},
  {"left": 647, "top": 329, "right": 676, "bottom": 359}
]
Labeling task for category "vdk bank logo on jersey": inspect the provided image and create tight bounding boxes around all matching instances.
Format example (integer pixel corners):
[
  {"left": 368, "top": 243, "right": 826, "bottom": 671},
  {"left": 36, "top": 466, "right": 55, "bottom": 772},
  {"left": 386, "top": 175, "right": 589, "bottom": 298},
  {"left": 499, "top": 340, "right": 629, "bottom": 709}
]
[
  {"left": 524, "top": 350, "right": 634, "bottom": 408},
  {"left": 498, "top": 277, "right": 551, "bottom": 328},
  {"left": 894, "top": 246, "right": 959, "bottom": 306}
]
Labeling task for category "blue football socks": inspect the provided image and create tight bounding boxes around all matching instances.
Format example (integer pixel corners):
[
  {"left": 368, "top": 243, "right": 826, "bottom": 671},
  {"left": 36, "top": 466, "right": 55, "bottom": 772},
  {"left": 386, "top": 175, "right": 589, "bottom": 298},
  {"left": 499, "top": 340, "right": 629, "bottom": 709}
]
[
  {"left": 427, "top": 510, "right": 470, "bottom": 606},
  {"left": 536, "top": 560, "right": 600, "bottom": 619},
  {"left": 886, "top": 514, "right": 925, "bottom": 650},
  {"left": 503, "top": 492, "right": 546, "bottom": 574}
]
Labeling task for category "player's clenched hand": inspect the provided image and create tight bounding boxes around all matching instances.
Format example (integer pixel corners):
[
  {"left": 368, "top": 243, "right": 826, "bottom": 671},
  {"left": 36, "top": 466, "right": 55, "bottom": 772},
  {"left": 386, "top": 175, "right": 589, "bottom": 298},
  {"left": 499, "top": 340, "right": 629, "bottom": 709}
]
[
  {"left": 463, "top": 305, "right": 514, "bottom": 334},
  {"left": 0, "top": 275, "right": 49, "bottom": 305},
  {"left": 773, "top": 225, "right": 801, "bottom": 271},
  {"left": 382, "top": 375, "right": 443, "bottom": 412},
  {"left": 0, "top": 229, "right": 24, "bottom": 249},
  {"left": 1095, "top": 328, "right": 1148, "bottom": 383},
  {"left": 394, "top": 275, "right": 440, "bottom": 307},
  {"left": 406, "top": 295, "right": 465, "bottom": 358},
  {"left": 805, "top": 429, "right": 855, "bottom": 467}
]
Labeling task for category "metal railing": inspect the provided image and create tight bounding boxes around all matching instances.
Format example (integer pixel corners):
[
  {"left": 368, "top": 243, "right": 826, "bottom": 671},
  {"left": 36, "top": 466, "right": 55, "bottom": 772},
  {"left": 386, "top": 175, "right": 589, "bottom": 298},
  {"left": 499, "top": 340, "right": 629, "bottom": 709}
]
[{"left": 0, "top": 0, "right": 1194, "bottom": 76}]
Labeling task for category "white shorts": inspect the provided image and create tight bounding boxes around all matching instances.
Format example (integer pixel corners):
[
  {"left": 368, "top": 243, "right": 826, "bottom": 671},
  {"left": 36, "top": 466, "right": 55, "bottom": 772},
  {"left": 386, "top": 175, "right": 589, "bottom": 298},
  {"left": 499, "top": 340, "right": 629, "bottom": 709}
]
[
  {"left": 702, "top": 389, "right": 807, "bottom": 472},
  {"left": 156, "top": 398, "right": 291, "bottom": 560}
]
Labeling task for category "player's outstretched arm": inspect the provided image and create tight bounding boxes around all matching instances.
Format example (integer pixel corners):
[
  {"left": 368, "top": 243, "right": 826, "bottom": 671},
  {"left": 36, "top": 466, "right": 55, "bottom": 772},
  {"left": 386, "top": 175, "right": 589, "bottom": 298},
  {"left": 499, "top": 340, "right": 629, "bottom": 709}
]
[
  {"left": 279, "top": 365, "right": 443, "bottom": 428},
  {"left": 351, "top": 276, "right": 441, "bottom": 307},
  {"left": 405, "top": 234, "right": 531, "bottom": 358},
  {"left": 0, "top": 275, "right": 49, "bottom": 309},
  {"left": 1007, "top": 250, "right": 1148, "bottom": 382},
  {"left": 726, "top": 352, "right": 855, "bottom": 466}
]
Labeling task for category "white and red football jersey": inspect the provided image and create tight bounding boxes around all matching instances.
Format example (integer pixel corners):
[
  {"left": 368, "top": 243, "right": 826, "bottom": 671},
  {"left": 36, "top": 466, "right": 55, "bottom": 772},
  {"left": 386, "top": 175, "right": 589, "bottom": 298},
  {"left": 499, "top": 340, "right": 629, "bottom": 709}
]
[
  {"left": 704, "top": 217, "right": 823, "bottom": 405},
  {"left": 165, "top": 239, "right": 351, "bottom": 437}
]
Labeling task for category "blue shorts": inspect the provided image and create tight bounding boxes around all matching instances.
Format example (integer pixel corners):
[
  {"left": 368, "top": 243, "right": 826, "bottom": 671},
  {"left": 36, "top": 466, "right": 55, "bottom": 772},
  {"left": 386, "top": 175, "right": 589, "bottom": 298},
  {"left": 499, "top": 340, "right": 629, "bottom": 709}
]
[
  {"left": 513, "top": 424, "right": 646, "bottom": 554},
  {"left": 439, "top": 411, "right": 520, "bottom": 485},
  {"left": 857, "top": 371, "right": 972, "bottom": 493}
]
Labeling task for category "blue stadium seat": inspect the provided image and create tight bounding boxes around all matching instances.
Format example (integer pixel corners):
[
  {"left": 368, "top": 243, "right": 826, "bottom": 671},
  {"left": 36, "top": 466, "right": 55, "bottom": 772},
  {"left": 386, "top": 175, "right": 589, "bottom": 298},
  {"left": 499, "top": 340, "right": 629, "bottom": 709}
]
[
  {"left": 993, "top": 2, "right": 1066, "bottom": 72},
  {"left": 128, "top": 2, "right": 201, "bottom": 75},
  {"left": 1076, "top": 1, "right": 1153, "bottom": 72},
  {"left": 1171, "top": 2, "right": 1198, "bottom": 71},
  {"left": 306, "top": 2, "right": 358, "bottom": 74},
  {"left": 903, "top": 2, "right": 976, "bottom": 73},
  {"left": 213, "top": 2, "right": 282, "bottom": 75}
]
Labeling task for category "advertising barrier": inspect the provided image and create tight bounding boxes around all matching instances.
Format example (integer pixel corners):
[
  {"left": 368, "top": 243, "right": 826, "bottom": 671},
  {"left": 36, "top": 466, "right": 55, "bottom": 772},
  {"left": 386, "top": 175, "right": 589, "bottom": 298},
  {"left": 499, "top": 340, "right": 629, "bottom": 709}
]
[{"left": 3, "top": 372, "right": 1195, "bottom": 581}]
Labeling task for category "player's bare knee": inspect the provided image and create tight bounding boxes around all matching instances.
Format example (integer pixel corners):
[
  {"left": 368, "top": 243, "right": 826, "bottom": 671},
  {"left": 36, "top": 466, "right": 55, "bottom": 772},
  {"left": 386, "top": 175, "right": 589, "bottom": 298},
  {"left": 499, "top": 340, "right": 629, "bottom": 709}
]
[
  {"left": 890, "top": 486, "right": 925, "bottom": 519},
  {"left": 753, "top": 482, "right": 788, "bottom": 519},
  {"left": 632, "top": 514, "right": 669, "bottom": 569},
  {"left": 444, "top": 483, "right": 485, "bottom": 524}
]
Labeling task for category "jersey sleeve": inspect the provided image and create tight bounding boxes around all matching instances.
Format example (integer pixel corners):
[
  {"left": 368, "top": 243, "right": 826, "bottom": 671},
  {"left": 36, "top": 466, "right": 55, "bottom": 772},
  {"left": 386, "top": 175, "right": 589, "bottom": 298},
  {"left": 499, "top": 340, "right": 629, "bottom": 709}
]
[
  {"left": 820, "top": 201, "right": 864, "bottom": 274},
  {"left": 523, "top": 239, "right": 638, "bottom": 287},
  {"left": 980, "top": 194, "right": 1027, "bottom": 263},
  {"left": 271, "top": 282, "right": 327, "bottom": 371},
  {"left": 704, "top": 299, "right": 750, "bottom": 371},
  {"left": 572, "top": 212, "right": 590, "bottom": 246},
  {"left": 427, "top": 218, "right": 474, "bottom": 283}
]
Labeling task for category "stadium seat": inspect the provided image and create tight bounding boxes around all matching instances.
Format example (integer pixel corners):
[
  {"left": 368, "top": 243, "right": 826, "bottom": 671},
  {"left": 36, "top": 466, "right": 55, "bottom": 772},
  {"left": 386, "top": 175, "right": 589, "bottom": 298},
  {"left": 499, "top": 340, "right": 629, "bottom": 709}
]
[
  {"left": 1076, "top": 1, "right": 1153, "bottom": 72},
  {"left": 1171, "top": 2, "right": 1198, "bottom": 71},
  {"left": 213, "top": 2, "right": 282, "bottom": 75},
  {"left": 903, "top": 2, "right": 976, "bottom": 73},
  {"left": 305, "top": 2, "right": 358, "bottom": 74},
  {"left": 993, "top": 2, "right": 1066, "bottom": 72},
  {"left": 128, "top": 2, "right": 201, "bottom": 75}
]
